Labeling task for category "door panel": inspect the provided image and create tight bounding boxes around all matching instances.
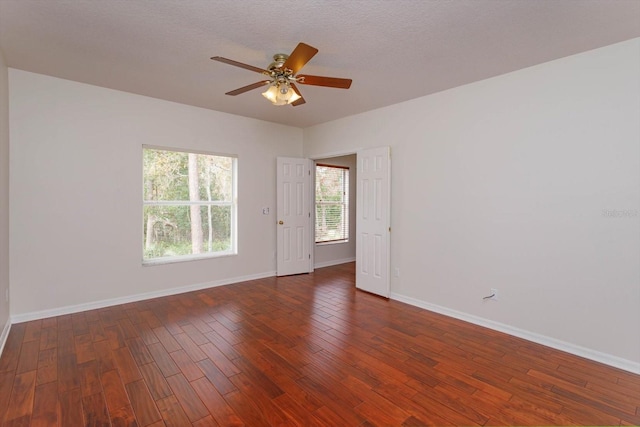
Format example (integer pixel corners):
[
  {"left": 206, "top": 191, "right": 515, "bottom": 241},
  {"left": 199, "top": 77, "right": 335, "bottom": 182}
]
[
  {"left": 356, "top": 147, "right": 390, "bottom": 297},
  {"left": 277, "top": 157, "right": 312, "bottom": 276}
]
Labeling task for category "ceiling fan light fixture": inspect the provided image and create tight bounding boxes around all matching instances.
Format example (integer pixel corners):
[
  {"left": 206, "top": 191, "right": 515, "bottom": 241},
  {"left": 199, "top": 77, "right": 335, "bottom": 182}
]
[{"left": 262, "top": 82, "right": 300, "bottom": 106}]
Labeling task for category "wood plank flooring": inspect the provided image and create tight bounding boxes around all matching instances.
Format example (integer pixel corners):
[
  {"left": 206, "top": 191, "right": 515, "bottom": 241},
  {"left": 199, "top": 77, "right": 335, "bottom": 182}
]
[{"left": 0, "top": 262, "right": 638, "bottom": 426}]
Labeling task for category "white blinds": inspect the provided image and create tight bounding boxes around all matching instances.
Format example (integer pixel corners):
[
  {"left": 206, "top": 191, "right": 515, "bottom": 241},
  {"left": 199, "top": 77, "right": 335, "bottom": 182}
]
[{"left": 315, "top": 165, "right": 349, "bottom": 243}]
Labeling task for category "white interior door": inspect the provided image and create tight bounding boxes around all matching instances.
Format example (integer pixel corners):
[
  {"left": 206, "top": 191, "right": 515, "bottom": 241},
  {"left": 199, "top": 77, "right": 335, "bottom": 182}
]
[
  {"left": 356, "top": 147, "right": 391, "bottom": 297},
  {"left": 276, "top": 157, "right": 312, "bottom": 276}
]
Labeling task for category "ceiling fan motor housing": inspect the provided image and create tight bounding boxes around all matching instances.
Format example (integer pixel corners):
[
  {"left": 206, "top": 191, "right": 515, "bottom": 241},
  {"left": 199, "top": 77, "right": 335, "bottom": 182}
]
[{"left": 268, "top": 54, "right": 289, "bottom": 71}]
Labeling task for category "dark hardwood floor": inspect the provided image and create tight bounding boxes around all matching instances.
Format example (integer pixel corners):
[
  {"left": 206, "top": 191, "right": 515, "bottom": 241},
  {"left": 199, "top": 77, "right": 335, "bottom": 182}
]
[{"left": 0, "top": 262, "right": 638, "bottom": 426}]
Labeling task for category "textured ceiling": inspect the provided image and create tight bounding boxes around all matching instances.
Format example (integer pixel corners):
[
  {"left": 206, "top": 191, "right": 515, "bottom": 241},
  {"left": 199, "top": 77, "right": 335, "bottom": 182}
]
[{"left": 0, "top": 0, "right": 639, "bottom": 128}]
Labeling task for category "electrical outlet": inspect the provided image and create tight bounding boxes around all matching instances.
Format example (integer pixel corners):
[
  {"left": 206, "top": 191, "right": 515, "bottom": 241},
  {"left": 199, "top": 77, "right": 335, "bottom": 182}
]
[
  {"left": 262, "top": 207, "right": 270, "bottom": 215},
  {"left": 490, "top": 288, "right": 499, "bottom": 301}
]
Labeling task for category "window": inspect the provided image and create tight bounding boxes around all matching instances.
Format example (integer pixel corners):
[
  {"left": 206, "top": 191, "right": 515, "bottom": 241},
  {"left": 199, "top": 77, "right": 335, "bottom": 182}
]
[
  {"left": 315, "top": 164, "right": 349, "bottom": 243},
  {"left": 143, "top": 147, "right": 237, "bottom": 263}
]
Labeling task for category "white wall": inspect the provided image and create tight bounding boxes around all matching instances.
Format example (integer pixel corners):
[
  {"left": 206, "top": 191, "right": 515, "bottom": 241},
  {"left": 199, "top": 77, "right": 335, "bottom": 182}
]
[
  {"left": 313, "top": 154, "right": 356, "bottom": 267},
  {"left": 304, "top": 39, "right": 640, "bottom": 366},
  {"left": 0, "top": 49, "right": 10, "bottom": 342},
  {"left": 9, "top": 70, "right": 302, "bottom": 318}
]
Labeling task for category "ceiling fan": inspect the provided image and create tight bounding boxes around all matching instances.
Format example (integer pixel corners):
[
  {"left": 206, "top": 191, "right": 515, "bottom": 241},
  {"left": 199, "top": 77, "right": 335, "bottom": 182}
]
[{"left": 211, "top": 42, "right": 352, "bottom": 106}]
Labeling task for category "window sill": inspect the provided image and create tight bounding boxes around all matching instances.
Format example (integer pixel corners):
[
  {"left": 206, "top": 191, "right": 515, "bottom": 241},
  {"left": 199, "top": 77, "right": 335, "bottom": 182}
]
[
  {"left": 143, "top": 251, "right": 236, "bottom": 266},
  {"left": 315, "top": 240, "right": 349, "bottom": 247}
]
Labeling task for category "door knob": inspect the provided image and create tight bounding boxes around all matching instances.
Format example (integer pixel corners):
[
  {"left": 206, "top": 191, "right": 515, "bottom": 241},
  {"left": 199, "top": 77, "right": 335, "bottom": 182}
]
[{"left": 278, "top": 220, "right": 284, "bottom": 225}]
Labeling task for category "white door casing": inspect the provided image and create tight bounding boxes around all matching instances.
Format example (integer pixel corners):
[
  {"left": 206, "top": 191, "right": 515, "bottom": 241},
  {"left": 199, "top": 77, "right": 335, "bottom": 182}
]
[
  {"left": 276, "top": 157, "right": 312, "bottom": 276},
  {"left": 356, "top": 147, "right": 391, "bottom": 297}
]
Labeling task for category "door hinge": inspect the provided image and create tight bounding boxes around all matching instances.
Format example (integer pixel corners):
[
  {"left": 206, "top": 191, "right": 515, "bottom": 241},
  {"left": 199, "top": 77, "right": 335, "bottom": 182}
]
[
  {"left": 309, "top": 254, "right": 311, "bottom": 259},
  {"left": 389, "top": 227, "right": 391, "bottom": 232},
  {"left": 308, "top": 212, "right": 311, "bottom": 218}
]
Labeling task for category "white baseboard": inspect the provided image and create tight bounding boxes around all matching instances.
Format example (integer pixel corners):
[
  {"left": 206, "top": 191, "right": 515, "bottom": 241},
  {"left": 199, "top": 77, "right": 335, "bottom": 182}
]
[
  {"left": 314, "top": 257, "right": 356, "bottom": 269},
  {"left": 390, "top": 292, "right": 640, "bottom": 375},
  {"left": 0, "top": 317, "right": 11, "bottom": 357},
  {"left": 11, "top": 271, "right": 276, "bottom": 324}
]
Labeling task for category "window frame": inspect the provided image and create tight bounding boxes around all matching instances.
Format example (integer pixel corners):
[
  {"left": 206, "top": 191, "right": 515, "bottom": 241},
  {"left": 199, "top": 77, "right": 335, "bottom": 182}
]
[
  {"left": 315, "top": 163, "right": 349, "bottom": 245},
  {"left": 142, "top": 145, "right": 238, "bottom": 265}
]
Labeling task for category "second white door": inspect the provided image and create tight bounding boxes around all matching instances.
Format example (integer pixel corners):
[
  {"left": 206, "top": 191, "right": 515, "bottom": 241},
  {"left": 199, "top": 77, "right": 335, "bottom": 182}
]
[{"left": 356, "top": 146, "right": 391, "bottom": 297}]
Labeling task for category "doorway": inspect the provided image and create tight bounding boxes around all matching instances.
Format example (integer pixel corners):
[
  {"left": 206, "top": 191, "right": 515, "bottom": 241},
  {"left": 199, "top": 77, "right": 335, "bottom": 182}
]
[
  {"left": 277, "top": 147, "right": 390, "bottom": 297},
  {"left": 313, "top": 154, "right": 357, "bottom": 269}
]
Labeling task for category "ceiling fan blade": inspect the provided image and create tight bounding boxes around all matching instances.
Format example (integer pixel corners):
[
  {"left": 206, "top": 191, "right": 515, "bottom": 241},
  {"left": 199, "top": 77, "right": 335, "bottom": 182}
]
[
  {"left": 282, "top": 43, "right": 318, "bottom": 74},
  {"left": 297, "top": 75, "right": 352, "bottom": 89},
  {"left": 225, "top": 80, "right": 271, "bottom": 96},
  {"left": 211, "top": 56, "right": 269, "bottom": 74},
  {"left": 290, "top": 83, "right": 306, "bottom": 106}
]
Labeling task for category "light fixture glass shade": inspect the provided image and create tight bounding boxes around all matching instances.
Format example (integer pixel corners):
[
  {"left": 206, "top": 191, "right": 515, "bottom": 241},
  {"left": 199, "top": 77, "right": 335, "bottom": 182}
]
[
  {"left": 262, "top": 83, "right": 301, "bottom": 106},
  {"left": 288, "top": 89, "right": 301, "bottom": 104},
  {"left": 261, "top": 85, "right": 279, "bottom": 103}
]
